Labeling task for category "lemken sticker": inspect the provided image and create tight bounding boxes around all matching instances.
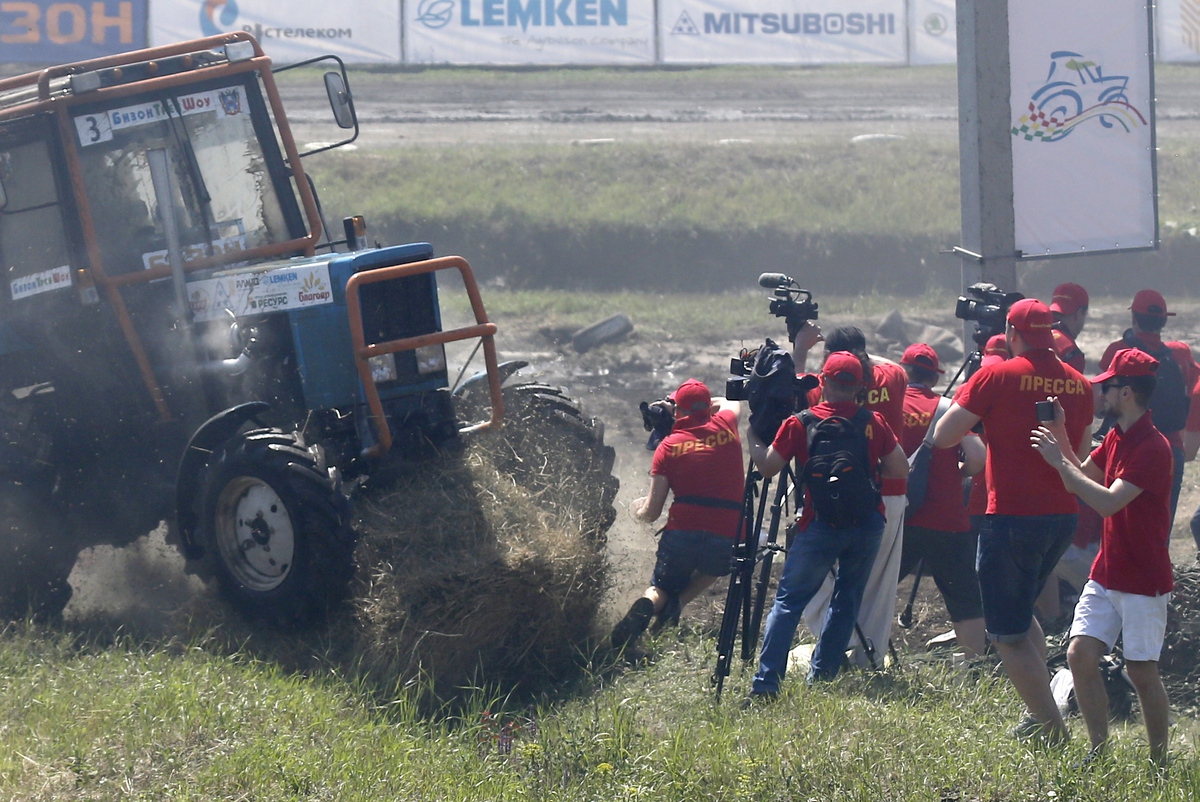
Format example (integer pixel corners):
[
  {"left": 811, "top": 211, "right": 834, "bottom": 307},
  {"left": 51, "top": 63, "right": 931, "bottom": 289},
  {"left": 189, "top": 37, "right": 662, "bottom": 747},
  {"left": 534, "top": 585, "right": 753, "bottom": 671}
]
[
  {"left": 187, "top": 263, "right": 334, "bottom": 322},
  {"left": 11, "top": 265, "right": 73, "bottom": 301}
]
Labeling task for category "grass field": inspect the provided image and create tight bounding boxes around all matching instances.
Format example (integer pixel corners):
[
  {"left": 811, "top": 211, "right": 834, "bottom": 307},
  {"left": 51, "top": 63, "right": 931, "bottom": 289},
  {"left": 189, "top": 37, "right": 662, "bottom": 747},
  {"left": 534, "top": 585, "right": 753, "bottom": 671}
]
[{"left": 3, "top": 623, "right": 1199, "bottom": 800}]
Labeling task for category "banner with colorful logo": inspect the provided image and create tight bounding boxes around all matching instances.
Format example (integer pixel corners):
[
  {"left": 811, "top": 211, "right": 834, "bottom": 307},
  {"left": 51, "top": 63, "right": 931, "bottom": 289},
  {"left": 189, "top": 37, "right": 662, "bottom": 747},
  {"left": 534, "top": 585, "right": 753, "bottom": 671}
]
[
  {"left": 908, "top": 0, "right": 953, "bottom": 65},
  {"left": 0, "top": 0, "right": 147, "bottom": 63},
  {"left": 659, "top": 0, "right": 904, "bottom": 64},
  {"left": 406, "top": 0, "right": 655, "bottom": 64},
  {"left": 1009, "top": 1, "right": 1157, "bottom": 257},
  {"left": 150, "top": 0, "right": 401, "bottom": 63}
]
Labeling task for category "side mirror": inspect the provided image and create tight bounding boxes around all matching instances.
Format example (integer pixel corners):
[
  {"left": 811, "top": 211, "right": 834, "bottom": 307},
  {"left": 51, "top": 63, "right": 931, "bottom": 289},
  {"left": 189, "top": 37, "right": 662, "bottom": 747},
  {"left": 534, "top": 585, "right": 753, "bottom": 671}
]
[{"left": 324, "top": 72, "right": 355, "bottom": 130}]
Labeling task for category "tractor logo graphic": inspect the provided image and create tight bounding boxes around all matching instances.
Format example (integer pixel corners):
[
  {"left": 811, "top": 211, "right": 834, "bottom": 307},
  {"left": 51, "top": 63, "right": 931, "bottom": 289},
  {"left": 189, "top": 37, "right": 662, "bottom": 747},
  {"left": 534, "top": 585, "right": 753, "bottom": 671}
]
[
  {"left": 416, "top": 0, "right": 455, "bottom": 29},
  {"left": 1012, "top": 51, "right": 1146, "bottom": 143},
  {"left": 200, "top": 0, "right": 240, "bottom": 37}
]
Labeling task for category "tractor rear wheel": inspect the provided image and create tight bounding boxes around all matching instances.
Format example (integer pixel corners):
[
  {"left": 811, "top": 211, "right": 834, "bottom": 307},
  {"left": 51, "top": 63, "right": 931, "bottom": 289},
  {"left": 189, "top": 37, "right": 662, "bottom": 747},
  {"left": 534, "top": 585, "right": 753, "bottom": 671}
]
[{"left": 195, "top": 429, "right": 355, "bottom": 627}]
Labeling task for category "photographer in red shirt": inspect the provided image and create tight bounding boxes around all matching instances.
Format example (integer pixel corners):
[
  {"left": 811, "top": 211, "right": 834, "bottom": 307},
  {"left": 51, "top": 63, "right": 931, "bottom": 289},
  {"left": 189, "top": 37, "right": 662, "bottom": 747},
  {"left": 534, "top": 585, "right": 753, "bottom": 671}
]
[{"left": 1032, "top": 348, "right": 1173, "bottom": 766}]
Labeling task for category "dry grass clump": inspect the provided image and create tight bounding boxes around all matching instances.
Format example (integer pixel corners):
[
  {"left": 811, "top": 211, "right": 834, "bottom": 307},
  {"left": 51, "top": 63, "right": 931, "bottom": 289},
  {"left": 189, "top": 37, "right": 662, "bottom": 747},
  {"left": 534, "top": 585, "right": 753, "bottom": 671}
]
[
  {"left": 1159, "top": 564, "right": 1200, "bottom": 714},
  {"left": 348, "top": 439, "right": 607, "bottom": 704}
]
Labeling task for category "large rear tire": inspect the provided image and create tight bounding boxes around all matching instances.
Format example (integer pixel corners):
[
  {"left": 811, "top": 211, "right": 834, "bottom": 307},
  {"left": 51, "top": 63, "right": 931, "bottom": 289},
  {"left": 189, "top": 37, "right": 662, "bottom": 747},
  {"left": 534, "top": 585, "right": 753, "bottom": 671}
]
[
  {"left": 0, "top": 485, "right": 76, "bottom": 622},
  {"left": 195, "top": 429, "right": 355, "bottom": 627}
]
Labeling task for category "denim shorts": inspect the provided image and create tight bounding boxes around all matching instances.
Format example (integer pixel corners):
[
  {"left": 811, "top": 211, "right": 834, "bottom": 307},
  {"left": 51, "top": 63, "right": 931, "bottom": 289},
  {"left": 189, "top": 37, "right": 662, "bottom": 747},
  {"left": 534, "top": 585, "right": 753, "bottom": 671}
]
[
  {"left": 977, "top": 513, "right": 1076, "bottom": 642},
  {"left": 651, "top": 529, "right": 735, "bottom": 595}
]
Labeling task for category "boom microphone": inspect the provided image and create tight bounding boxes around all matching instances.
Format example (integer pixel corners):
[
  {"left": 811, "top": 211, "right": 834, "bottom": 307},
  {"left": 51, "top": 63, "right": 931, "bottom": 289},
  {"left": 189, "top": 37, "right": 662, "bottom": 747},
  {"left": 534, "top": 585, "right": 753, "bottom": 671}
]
[{"left": 758, "top": 272, "right": 794, "bottom": 289}]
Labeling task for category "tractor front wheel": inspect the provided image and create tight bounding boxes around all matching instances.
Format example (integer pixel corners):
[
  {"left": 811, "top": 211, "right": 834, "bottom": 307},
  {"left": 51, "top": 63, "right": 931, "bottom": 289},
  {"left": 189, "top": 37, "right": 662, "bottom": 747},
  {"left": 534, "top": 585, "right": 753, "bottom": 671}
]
[{"left": 195, "top": 429, "right": 355, "bottom": 627}]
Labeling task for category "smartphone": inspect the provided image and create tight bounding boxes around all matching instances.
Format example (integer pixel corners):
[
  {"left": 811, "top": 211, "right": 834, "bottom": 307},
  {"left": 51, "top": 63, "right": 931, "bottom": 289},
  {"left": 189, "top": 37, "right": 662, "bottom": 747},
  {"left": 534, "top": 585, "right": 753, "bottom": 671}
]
[{"left": 1035, "top": 400, "right": 1055, "bottom": 423}]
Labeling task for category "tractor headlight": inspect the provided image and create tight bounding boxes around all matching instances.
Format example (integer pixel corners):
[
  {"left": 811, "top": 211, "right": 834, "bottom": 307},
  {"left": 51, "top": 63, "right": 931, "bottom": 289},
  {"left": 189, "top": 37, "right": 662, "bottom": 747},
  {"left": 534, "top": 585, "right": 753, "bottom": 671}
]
[
  {"left": 415, "top": 344, "right": 446, "bottom": 375},
  {"left": 368, "top": 353, "right": 397, "bottom": 383}
]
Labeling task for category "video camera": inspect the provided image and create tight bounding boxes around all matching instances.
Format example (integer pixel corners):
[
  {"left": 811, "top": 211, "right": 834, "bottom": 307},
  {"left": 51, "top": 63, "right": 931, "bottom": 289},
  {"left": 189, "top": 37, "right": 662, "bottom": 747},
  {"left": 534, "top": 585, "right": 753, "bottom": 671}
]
[
  {"left": 759, "top": 272, "right": 818, "bottom": 342},
  {"left": 727, "top": 340, "right": 819, "bottom": 442},
  {"left": 639, "top": 399, "right": 675, "bottom": 450},
  {"left": 955, "top": 282, "right": 1024, "bottom": 347}
]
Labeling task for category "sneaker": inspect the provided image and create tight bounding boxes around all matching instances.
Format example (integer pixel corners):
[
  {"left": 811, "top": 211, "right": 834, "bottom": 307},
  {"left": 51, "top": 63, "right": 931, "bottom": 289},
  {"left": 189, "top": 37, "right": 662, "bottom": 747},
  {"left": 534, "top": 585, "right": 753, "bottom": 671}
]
[
  {"left": 611, "top": 598, "right": 654, "bottom": 651},
  {"left": 649, "top": 594, "right": 682, "bottom": 635},
  {"left": 1073, "top": 745, "right": 1108, "bottom": 772},
  {"left": 1012, "top": 714, "right": 1070, "bottom": 747},
  {"left": 739, "top": 690, "right": 778, "bottom": 711}
]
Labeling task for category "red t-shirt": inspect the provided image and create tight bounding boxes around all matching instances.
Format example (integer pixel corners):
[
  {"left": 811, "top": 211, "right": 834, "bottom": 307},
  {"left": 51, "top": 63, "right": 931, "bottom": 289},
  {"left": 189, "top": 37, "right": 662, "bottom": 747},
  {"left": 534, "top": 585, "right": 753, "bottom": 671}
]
[
  {"left": 954, "top": 348, "right": 1093, "bottom": 515},
  {"left": 1087, "top": 413, "right": 1174, "bottom": 596},
  {"left": 772, "top": 400, "right": 898, "bottom": 529},
  {"left": 901, "top": 385, "right": 972, "bottom": 532},
  {"left": 1051, "top": 327, "right": 1085, "bottom": 373},
  {"left": 805, "top": 361, "right": 907, "bottom": 496},
  {"left": 651, "top": 408, "right": 745, "bottom": 537},
  {"left": 1100, "top": 333, "right": 1197, "bottom": 448}
]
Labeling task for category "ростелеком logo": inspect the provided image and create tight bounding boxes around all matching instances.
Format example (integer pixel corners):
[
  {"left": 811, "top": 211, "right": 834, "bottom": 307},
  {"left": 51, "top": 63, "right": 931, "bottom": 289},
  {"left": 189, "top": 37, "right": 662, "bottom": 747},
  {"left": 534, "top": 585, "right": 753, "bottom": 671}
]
[
  {"left": 201, "top": 0, "right": 240, "bottom": 36},
  {"left": 417, "top": 0, "right": 455, "bottom": 29},
  {"left": 1012, "top": 51, "right": 1147, "bottom": 143}
]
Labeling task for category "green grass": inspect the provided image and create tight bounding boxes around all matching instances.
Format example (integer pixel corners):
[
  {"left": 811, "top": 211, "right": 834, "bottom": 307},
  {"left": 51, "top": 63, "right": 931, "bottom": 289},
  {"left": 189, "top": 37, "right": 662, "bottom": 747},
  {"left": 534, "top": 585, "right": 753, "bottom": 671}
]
[{"left": 2, "top": 623, "right": 1199, "bottom": 800}]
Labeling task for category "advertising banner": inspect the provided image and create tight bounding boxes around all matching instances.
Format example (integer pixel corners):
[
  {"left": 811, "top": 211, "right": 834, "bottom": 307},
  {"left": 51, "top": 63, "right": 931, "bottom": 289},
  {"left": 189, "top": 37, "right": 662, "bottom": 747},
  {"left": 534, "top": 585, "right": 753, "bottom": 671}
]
[
  {"left": 150, "top": 0, "right": 400, "bottom": 64},
  {"left": 1009, "top": 1, "right": 1156, "bottom": 257},
  {"left": 406, "top": 0, "right": 655, "bottom": 64},
  {"left": 1156, "top": 0, "right": 1200, "bottom": 62},
  {"left": 659, "top": 0, "right": 904, "bottom": 64},
  {"left": 0, "top": 0, "right": 146, "bottom": 63},
  {"left": 908, "top": 0, "right": 954, "bottom": 65}
]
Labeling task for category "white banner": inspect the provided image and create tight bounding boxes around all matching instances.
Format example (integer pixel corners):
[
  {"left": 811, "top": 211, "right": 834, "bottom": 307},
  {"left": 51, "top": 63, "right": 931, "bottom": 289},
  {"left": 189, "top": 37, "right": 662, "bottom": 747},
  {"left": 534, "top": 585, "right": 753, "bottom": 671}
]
[
  {"left": 659, "top": 0, "right": 903, "bottom": 64},
  {"left": 1009, "top": 1, "right": 1156, "bottom": 257},
  {"left": 908, "top": 0, "right": 954, "bottom": 65},
  {"left": 1156, "top": 0, "right": 1200, "bottom": 62},
  {"left": 406, "top": 0, "right": 655, "bottom": 63},
  {"left": 150, "top": 0, "right": 401, "bottom": 63}
]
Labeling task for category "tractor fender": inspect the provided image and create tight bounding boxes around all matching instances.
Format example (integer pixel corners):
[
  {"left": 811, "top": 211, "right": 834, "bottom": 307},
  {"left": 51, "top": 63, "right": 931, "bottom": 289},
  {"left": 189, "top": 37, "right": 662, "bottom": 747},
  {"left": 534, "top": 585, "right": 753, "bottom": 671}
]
[
  {"left": 453, "top": 359, "right": 528, "bottom": 399},
  {"left": 175, "top": 401, "right": 271, "bottom": 556}
]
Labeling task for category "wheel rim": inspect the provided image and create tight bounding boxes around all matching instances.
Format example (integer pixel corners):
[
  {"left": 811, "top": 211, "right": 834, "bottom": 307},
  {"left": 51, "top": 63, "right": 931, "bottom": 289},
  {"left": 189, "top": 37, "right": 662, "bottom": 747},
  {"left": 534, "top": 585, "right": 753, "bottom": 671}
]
[{"left": 213, "top": 476, "right": 296, "bottom": 592}]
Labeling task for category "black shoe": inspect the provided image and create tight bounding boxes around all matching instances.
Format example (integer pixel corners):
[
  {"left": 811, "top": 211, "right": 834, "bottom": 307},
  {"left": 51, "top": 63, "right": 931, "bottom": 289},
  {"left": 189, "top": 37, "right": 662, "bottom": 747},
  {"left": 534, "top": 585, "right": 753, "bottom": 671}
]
[
  {"left": 740, "top": 690, "right": 778, "bottom": 711},
  {"left": 611, "top": 598, "right": 654, "bottom": 651},
  {"left": 649, "top": 594, "right": 682, "bottom": 635}
]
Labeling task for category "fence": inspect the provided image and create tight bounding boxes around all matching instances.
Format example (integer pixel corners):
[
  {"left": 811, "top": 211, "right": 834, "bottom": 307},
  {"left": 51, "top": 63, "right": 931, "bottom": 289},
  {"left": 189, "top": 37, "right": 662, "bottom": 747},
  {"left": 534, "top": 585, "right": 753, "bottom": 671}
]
[{"left": 2, "top": 0, "right": 1196, "bottom": 66}]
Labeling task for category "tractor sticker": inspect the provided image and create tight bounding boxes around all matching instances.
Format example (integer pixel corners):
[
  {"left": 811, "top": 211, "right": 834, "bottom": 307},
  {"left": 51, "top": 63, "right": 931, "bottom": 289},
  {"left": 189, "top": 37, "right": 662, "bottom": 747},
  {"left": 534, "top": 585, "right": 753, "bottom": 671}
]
[
  {"left": 11, "top": 265, "right": 72, "bottom": 301},
  {"left": 187, "top": 263, "right": 334, "bottom": 322},
  {"left": 142, "top": 234, "right": 248, "bottom": 272},
  {"left": 74, "top": 86, "right": 247, "bottom": 147}
]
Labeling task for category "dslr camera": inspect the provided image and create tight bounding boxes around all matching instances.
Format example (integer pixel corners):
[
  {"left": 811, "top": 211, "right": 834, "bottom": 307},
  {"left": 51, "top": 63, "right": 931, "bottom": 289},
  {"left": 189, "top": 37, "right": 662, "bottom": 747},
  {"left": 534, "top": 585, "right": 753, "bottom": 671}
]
[
  {"left": 639, "top": 399, "right": 675, "bottom": 450},
  {"left": 955, "top": 282, "right": 1024, "bottom": 346},
  {"left": 759, "top": 272, "right": 818, "bottom": 341}
]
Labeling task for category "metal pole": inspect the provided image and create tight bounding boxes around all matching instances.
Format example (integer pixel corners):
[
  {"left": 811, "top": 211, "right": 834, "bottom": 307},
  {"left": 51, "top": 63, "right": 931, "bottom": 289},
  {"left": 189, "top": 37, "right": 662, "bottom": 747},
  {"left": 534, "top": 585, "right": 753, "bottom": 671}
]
[{"left": 956, "top": 0, "right": 1017, "bottom": 294}]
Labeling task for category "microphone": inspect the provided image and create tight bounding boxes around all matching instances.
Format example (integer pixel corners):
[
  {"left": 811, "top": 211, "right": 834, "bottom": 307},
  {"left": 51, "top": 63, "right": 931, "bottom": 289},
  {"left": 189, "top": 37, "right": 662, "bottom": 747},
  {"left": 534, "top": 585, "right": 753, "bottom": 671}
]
[{"left": 758, "top": 272, "right": 793, "bottom": 289}]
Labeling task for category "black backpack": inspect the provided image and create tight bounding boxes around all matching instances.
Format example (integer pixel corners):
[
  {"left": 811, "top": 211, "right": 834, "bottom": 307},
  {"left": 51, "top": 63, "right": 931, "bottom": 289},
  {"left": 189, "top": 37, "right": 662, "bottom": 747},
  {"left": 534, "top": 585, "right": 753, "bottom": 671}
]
[
  {"left": 798, "top": 407, "right": 880, "bottom": 528},
  {"left": 1121, "top": 330, "right": 1191, "bottom": 434}
]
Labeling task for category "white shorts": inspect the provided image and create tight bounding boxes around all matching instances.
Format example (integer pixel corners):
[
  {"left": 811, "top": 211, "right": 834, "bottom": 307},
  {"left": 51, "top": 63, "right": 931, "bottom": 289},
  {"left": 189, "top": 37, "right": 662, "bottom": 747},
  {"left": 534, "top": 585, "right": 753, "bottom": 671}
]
[{"left": 1069, "top": 579, "right": 1170, "bottom": 662}]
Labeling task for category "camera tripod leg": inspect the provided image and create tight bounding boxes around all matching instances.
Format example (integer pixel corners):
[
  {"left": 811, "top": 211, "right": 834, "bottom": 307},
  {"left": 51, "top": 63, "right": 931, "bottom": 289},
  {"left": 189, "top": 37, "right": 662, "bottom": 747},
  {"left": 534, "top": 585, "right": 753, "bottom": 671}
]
[
  {"left": 747, "top": 465, "right": 795, "bottom": 656},
  {"left": 712, "top": 461, "right": 763, "bottom": 702}
]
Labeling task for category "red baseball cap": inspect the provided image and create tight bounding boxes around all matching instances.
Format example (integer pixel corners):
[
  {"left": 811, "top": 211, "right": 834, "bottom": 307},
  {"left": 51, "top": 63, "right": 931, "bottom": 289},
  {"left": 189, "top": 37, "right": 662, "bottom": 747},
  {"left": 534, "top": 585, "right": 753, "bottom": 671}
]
[
  {"left": 670, "top": 378, "right": 711, "bottom": 417},
  {"left": 1091, "top": 348, "right": 1159, "bottom": 385},
  {"left": 900, "top": 342, "right": 944, "bottom": 374},
  {"left": 1049, "top": 282, "right": 1089, "bottom": 316},
  {"left": 981, "top": 333, "right": 1010, "bottom": 368},
  {"left": 821, "top": 351, "right": 864, "bottom": 386},
  {"left": 1130, "top": 289, "right": 1174, "bottom": 317},
  {"left": 1006, "top": 298, "right": 1056, "bottom": 350}
]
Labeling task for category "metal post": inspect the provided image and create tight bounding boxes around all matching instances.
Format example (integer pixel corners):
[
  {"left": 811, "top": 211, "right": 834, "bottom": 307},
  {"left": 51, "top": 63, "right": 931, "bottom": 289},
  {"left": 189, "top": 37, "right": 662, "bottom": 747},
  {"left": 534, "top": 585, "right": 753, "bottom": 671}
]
[{"left": 956, "top": 0, "right": 1017, "bottom": 294}]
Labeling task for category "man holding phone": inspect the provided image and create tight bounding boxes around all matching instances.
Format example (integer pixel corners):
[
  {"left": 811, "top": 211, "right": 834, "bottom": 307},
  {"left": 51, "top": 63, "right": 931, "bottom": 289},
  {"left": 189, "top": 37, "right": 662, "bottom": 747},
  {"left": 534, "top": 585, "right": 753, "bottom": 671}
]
[{"left": 933, "top": 298, "right": 1093, "bottom": 744}]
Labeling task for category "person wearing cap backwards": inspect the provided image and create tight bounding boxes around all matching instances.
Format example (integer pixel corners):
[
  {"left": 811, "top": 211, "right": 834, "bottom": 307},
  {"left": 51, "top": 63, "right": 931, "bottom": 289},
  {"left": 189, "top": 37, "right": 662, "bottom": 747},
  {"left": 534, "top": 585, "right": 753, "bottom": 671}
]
[
  {"left": 897, "top": 343, "right": 988, "bottom": 657},
  {"left": 744, "top": 351, "right": 909, "bottom": 698},
  {"left": 1049, "top": 282, "right": 1089, "bottom": 373},
  {"left": 933, "top": 299, "right": 1093, "bottom": 745},
  {"left": 1031, "top": 348, "right": 1174, "bottom": 766},
  {"left": 795, "top": 326, "right": 909, "bottom": 670},
  {"left": 611, "top": 379, "right": 744, "bottom": 651},
  {"left": 1099, "top": 289, "right": 1198, "bottom": 531}
]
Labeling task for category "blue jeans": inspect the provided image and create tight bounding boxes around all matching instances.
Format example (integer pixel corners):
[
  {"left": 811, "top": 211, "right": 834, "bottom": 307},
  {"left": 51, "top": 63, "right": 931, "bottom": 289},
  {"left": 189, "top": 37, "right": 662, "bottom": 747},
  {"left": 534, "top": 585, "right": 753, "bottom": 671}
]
[{"left": 752, "top": 511, "right": 885, "bottom": 693}]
